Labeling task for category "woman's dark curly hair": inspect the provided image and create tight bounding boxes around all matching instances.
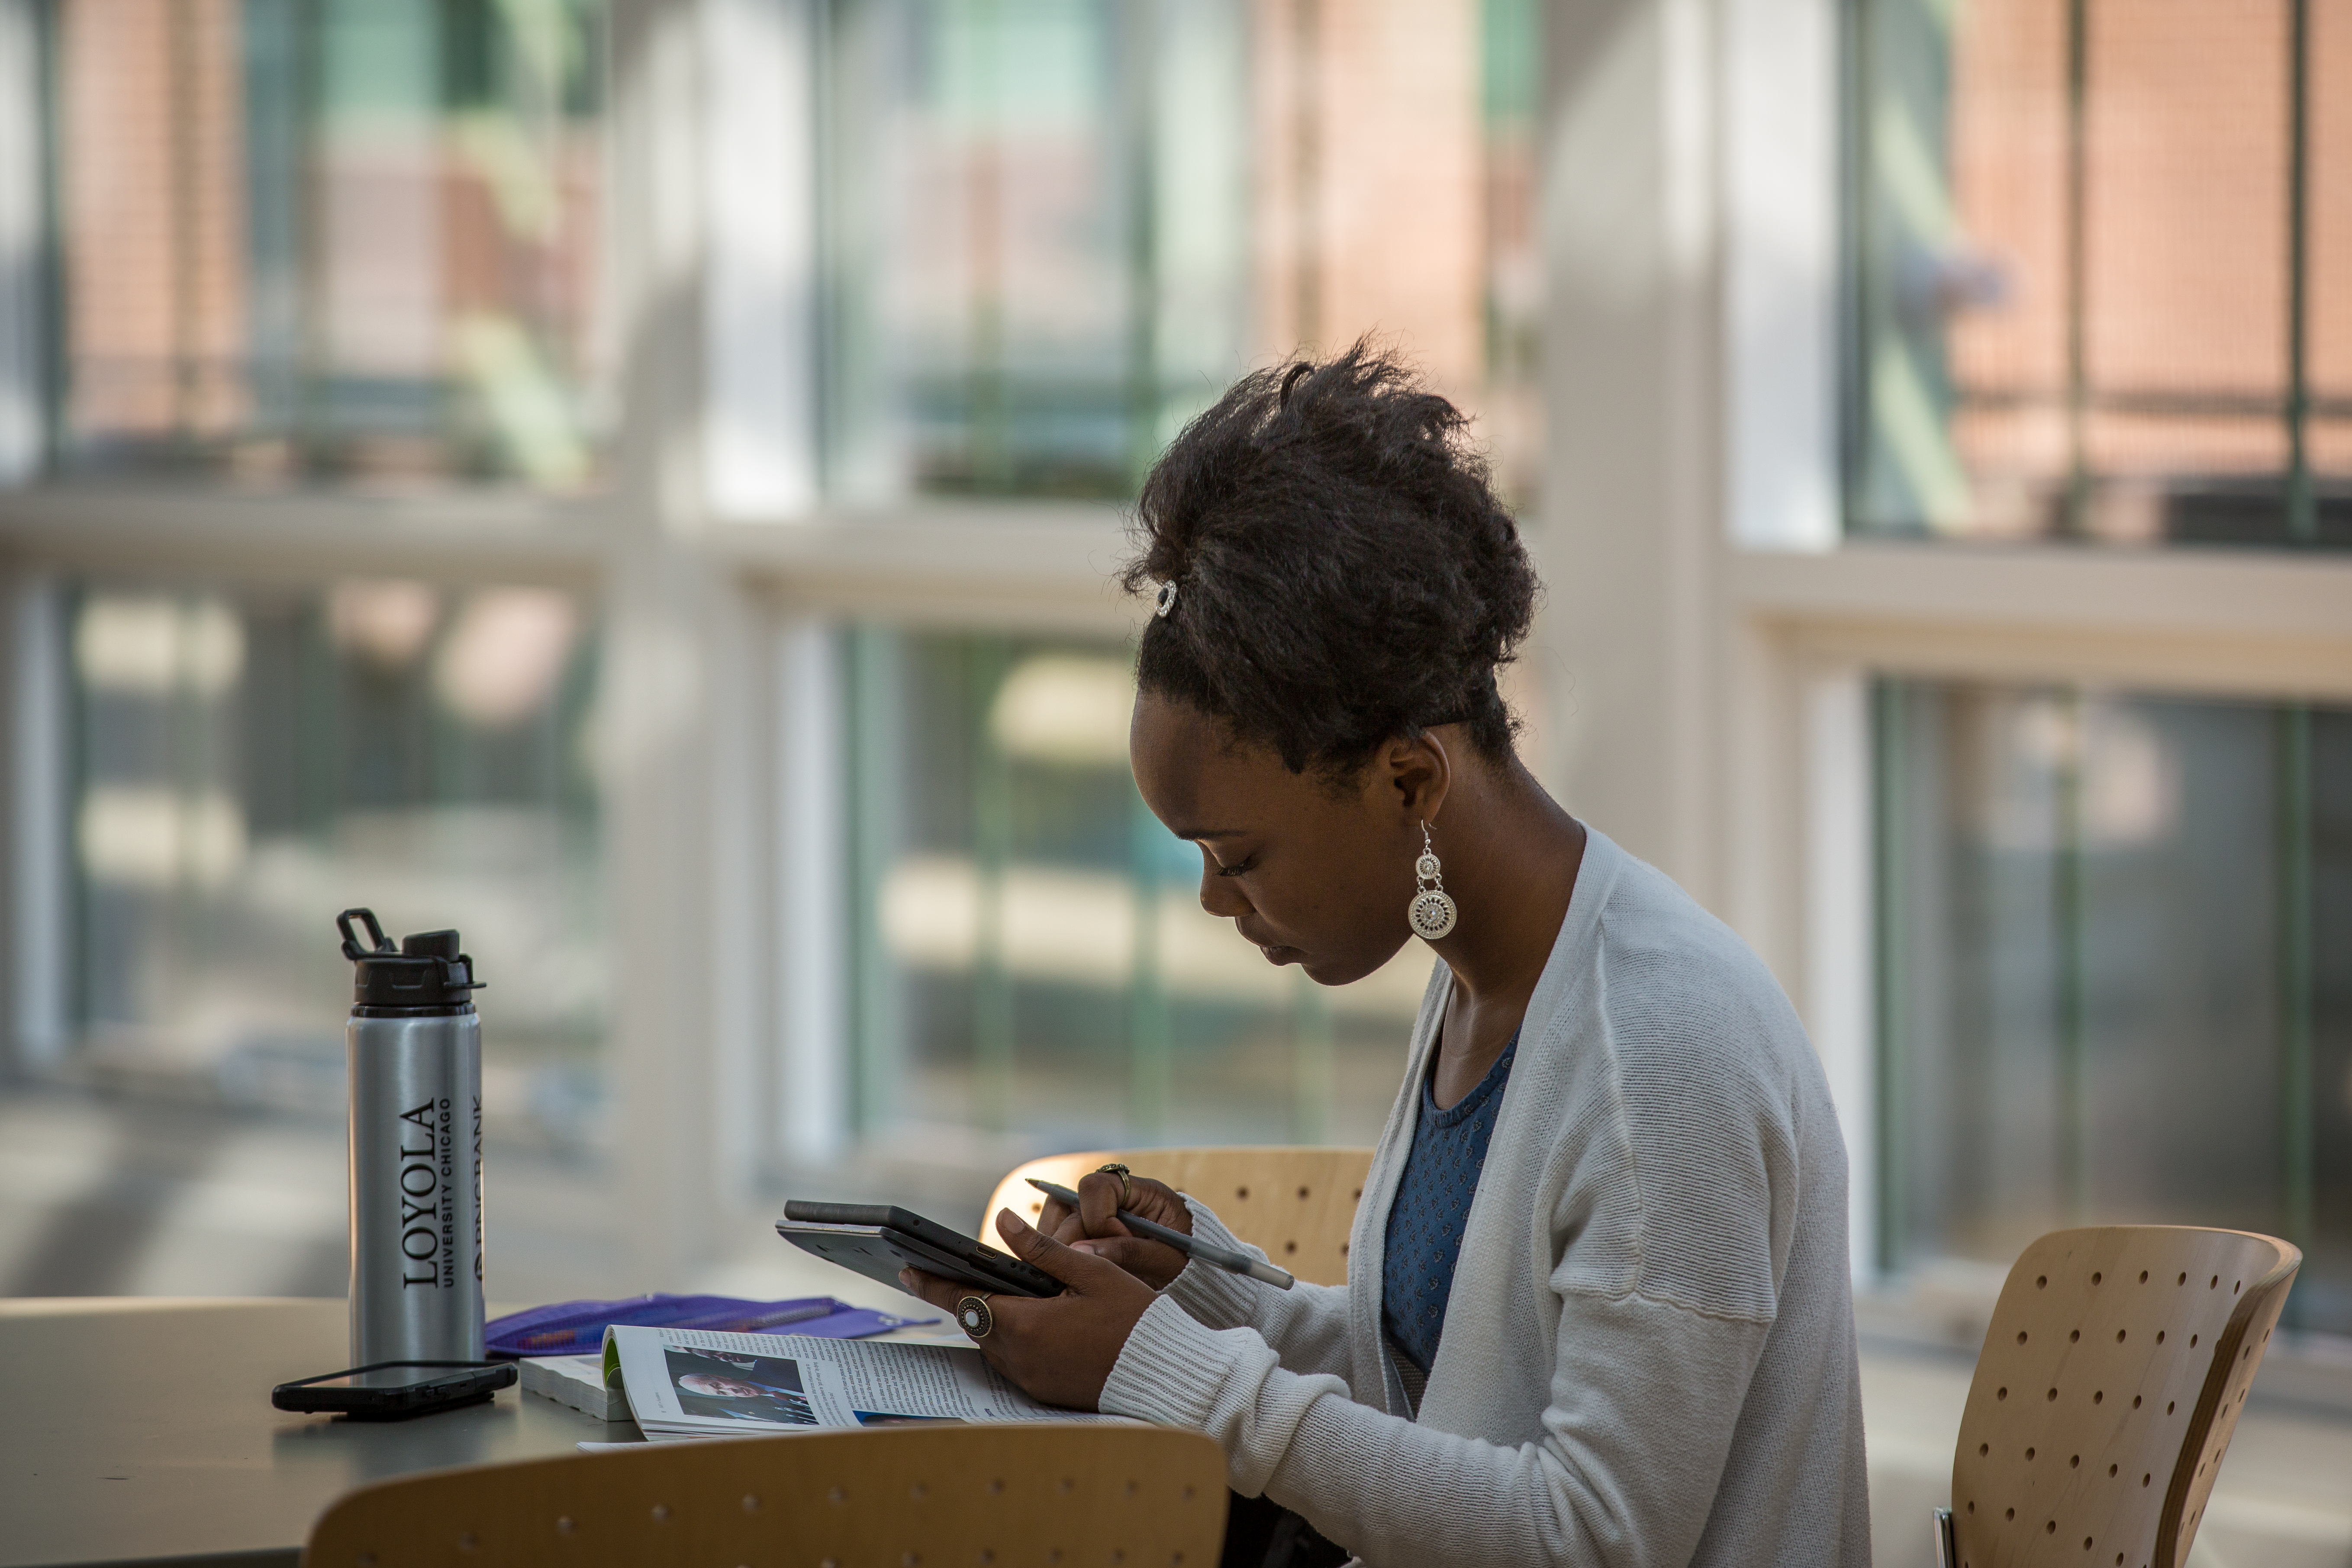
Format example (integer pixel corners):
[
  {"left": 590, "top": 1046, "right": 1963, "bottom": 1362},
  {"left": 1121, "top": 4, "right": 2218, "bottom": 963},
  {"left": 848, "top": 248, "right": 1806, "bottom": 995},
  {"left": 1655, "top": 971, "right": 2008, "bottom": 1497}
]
[{"left": 1120, "top": 341, "right": 1540, "bottom": 779}]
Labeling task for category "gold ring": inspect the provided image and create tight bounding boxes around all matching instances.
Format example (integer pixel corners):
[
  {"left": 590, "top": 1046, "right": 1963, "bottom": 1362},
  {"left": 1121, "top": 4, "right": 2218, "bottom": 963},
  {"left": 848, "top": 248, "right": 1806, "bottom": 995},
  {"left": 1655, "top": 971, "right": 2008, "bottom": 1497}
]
[
  {"left": 955, "top": 1294, "right": 995, "bottom": 1339},
  {"left": 1096, "top": 1162, "right": 1134, "bottom": 1206}
]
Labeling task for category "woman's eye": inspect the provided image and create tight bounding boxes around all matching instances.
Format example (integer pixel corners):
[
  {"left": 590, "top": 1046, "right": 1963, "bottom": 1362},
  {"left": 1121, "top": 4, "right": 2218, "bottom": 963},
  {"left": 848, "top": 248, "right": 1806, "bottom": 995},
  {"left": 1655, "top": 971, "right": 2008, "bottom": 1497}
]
[{"left": 1216, "top": 854, "right": 1258, "bottom": 878}]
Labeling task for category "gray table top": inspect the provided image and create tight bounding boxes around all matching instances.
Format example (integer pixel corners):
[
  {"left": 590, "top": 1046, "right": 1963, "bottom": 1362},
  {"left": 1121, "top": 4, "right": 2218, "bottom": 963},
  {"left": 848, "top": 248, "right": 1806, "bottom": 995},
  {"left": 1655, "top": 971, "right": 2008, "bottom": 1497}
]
[{"left": 0, "top": 1298, "right": 627, "bottom": 1568}]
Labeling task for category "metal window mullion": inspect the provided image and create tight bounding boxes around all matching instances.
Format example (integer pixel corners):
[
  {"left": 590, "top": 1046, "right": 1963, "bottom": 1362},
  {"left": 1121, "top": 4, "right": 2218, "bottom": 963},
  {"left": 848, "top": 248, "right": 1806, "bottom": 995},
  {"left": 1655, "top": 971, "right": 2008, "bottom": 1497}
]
[
  {"left": 847, "top": 624, "right": 900, "bottom": 1137},
  {"left": 810, "top": 0, "right": 838, "bottom": 499},
  {"left": 2287, "top": 0, "right": 2314, "bottom": 544},
  {"left": 1871, "top": 676, "right": 1909, "bottom": 1273},
  {"left": 63, "top": 582, "right": 89, "bottom": 1046},
  {"left": 1836, "top": 0, "right": 1872, "bottom": 537},
  {"left": 1289, "top": 0, "right": 1321, "bottom": 351},
  {"left": 168, "top": 0, "right": 200, "bottom": 441},
  {"left": 970, "top": 634, "right": 1012, "bottom": 1133},
  {"left": 966, "top": 2, "right": 1008, "bottom": 493},
  {"left": 2279, "top": 702, "right": 2313, "bottom": 1325},
  {"left": 2062, "top": 0, "right": 2090, "bottom": 539},
  {"left": 2054, "top": 687, "right": 2089, "bottom": 1222},
  {"left": 31, "top": 0, "right": 65, "bottom": 474},
  {"left": 1119, "top": 0, "right": 1159, "bottom": 492},
  {"left": 293, "top": 0, "right": 325, "bottom": 467}
]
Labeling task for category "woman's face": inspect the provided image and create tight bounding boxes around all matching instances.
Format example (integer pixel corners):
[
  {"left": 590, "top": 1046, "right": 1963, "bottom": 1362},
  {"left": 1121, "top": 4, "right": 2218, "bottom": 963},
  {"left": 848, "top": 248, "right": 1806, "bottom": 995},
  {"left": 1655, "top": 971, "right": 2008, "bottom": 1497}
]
[{"left": 1129, "top": 690, "right": 1433, "bottom": 986}]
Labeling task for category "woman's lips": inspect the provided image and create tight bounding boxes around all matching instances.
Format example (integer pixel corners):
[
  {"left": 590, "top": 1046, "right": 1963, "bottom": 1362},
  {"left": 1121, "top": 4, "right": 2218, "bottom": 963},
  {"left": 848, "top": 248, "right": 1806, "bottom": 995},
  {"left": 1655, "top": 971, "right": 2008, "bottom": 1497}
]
[{"left": 1238, "top": 923, "right": 1299, "bottom": 965}]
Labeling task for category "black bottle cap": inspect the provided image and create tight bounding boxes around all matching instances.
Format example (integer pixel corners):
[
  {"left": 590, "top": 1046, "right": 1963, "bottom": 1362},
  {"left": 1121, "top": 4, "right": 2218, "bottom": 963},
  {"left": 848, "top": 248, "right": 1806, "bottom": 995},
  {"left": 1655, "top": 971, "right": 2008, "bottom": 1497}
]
[
  {"left": 338, "top": 909, "right": 486, "bottom": 1017},
  {"left": 402, "top": 929, "right": 462, "bottom": 961}
]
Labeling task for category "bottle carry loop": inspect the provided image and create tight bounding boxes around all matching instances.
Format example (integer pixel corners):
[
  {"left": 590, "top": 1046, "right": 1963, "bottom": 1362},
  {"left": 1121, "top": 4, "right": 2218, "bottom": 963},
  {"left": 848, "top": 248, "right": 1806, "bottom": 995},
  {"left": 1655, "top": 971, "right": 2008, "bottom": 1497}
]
[{"left": 337, "top": 908, "right": 396, "bottom": 960}]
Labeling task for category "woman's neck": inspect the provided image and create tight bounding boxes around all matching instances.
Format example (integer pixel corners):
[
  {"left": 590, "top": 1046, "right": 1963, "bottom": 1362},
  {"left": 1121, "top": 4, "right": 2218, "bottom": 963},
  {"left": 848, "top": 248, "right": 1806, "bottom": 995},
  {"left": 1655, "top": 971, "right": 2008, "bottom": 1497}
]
[{"left": 1427, "top": 755, "right": 1585, "bottom": 1104}]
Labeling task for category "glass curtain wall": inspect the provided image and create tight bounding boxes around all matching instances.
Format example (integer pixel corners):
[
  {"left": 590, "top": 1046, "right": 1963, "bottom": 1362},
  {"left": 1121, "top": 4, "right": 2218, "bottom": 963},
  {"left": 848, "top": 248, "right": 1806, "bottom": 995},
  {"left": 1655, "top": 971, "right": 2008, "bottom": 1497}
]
[
  {"left": 64, "top": 580, "right": 606, "bottom": 1143},
  {"left": 1874, "top": 680, "right": 2351, "bottom": 1335},
  {"left": 48, "top": 0, "right": 607, "bottom": 487},
  {"left": 844, "top": 629, "right": 1433, "bottom": 1160},
  {"left": 1849, "top": 0, "right": 2352, "bottom": 544},
  {"left": 817, "top": 0, "right": 1542, "bottom": 506}
]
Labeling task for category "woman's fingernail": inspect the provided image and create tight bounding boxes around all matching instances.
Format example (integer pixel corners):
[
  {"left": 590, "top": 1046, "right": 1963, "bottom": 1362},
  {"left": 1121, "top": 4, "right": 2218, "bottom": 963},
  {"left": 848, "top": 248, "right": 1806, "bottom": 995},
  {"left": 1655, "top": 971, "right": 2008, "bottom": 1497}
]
[{"left": 1071, "top": 1240, "right": 1101, "bottom": 1256}]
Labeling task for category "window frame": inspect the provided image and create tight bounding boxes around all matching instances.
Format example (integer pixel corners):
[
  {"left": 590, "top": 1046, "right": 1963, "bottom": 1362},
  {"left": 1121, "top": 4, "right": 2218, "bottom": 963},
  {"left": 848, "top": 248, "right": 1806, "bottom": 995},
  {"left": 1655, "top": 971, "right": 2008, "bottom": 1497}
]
[{"left": 1708, "top": 0, "right": 2352, "bottom": 1372}]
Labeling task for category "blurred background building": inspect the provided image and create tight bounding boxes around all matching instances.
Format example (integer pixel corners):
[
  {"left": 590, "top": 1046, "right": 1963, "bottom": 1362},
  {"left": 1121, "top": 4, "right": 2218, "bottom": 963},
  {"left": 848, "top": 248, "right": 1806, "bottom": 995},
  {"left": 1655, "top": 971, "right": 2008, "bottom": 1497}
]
[{"left": 0, "top": 0, "right": 2346, "bottom": 1560}]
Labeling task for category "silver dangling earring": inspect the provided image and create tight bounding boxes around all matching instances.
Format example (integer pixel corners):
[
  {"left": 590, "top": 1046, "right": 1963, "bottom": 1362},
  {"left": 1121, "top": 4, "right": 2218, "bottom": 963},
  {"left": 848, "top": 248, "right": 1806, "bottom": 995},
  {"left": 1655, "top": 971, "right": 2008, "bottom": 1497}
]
[{"left": 1408, "top": 822, "right": 1458, "bottom": 941}]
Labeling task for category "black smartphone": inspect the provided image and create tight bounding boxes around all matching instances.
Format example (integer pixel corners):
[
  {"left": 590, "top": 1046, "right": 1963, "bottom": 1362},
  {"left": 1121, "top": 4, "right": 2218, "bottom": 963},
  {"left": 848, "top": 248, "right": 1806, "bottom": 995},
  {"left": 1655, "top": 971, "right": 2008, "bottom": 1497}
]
[
  {"left": 778, "top": 1201, "right": 1065, "bottom": 1299},
  {"left": 271, "top": 1360, "right": 517, "bottom": 1420}
]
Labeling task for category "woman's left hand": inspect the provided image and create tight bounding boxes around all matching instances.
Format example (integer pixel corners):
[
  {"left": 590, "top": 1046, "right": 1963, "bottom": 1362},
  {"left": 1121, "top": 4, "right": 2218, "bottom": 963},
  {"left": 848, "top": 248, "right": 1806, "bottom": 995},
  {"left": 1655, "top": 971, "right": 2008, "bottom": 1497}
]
[{"left": 898, "top": 1208, "right": 1158, "bottom": 1410}]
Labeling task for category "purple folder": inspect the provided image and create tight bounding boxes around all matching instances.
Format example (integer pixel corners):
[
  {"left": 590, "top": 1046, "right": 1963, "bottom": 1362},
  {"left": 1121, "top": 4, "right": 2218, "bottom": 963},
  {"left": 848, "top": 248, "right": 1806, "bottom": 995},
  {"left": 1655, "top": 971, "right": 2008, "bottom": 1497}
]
[{"left": 485, "top": 1293, "right": 937, "bottom": 1359}]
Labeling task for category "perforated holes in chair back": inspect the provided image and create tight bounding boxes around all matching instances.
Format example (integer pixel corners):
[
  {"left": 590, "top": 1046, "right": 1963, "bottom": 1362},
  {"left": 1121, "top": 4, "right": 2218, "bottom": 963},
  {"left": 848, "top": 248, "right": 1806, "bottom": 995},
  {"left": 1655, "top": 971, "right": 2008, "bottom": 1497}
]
[
  {"left": 985, "top": 1147, "right": 1375, "bottom": 1287},
  {"left": 1947, "top": 1226, "right": 2300, "bottom": 1568},
  {"left": 303, "top": 1423, "right": 1229, "bottom": 1568}
]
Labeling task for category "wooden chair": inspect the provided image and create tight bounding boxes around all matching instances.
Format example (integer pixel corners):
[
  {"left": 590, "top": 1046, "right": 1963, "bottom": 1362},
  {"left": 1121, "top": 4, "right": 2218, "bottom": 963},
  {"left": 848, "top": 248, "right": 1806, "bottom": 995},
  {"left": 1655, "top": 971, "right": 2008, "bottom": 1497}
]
[
  {"left": 1933, "top": 1226, "right": 2300, "bottom": 1568},
  {"left": 303, "top": 1422, "right": 1228, "bottom": 1567},
  {"left": 985, "top": 1148, "right": 1376, "bottom": 1288}
]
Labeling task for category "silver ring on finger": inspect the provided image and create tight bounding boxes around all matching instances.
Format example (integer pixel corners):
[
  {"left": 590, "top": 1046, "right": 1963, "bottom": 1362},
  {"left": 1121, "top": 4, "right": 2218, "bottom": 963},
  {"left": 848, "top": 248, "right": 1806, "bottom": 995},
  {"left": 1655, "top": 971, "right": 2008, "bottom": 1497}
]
[{"left": 956, "top": 1293, "right": 995, "bottom": 1339}]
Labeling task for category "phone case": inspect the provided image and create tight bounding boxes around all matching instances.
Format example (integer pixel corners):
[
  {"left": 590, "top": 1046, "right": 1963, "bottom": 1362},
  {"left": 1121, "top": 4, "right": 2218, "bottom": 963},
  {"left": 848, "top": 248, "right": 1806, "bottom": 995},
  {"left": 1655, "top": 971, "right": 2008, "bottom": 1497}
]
[
  {"left": 271, "top": 1361, "right": 517, "bottom": 1420},
  {"left": 777, "top": 1202, "right": 1063, "bottom": 1299}
]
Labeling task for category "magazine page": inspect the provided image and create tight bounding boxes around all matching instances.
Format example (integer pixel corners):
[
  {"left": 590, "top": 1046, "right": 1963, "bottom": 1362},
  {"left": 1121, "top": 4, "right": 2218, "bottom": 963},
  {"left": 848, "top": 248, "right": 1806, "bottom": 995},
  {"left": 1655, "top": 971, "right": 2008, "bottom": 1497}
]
[{"left": 604, "top": 1325, "right": 1132, "bottom": 1439}]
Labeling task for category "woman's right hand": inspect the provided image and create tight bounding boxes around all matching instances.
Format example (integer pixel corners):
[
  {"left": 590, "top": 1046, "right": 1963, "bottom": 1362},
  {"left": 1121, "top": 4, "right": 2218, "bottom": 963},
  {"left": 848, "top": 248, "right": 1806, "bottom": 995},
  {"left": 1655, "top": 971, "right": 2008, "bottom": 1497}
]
[{"left": 1041, "top": 1169, "right": 1195, "bottom": 1291}]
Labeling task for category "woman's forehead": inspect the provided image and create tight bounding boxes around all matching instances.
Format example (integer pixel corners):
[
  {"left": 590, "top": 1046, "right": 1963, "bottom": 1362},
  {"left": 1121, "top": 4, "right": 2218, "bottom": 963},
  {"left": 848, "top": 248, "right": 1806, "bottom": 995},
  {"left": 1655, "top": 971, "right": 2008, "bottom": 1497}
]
[
  {"left": 1132, "top": 693, "right": 1335, "bottom": 830},
  {"left": 1134, "top": 695, "right": 1256, "bottom": 780}
]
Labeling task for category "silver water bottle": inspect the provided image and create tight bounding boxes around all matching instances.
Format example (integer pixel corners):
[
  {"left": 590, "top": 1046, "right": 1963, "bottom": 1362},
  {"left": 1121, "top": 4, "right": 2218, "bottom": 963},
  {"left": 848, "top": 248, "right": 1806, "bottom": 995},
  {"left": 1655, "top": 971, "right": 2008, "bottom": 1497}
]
[{"left": 339, "top": 908, "right": 487, "bottom": 1365}]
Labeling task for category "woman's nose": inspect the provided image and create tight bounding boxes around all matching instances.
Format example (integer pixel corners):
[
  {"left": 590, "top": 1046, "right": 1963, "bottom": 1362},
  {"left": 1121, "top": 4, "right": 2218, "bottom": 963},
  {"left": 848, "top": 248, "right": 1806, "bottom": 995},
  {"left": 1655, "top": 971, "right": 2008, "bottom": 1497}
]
[{"left": 1197, "top": 858, "right": 1252, "bottom": 918}]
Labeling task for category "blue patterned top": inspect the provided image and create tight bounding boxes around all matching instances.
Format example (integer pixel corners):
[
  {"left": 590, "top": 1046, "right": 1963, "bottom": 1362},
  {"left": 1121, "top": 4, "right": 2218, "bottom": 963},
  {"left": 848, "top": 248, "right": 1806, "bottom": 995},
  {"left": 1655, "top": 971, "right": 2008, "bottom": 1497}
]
[{"left": 1379, "top": 1032, "right": 1519, "bottom": 1375}]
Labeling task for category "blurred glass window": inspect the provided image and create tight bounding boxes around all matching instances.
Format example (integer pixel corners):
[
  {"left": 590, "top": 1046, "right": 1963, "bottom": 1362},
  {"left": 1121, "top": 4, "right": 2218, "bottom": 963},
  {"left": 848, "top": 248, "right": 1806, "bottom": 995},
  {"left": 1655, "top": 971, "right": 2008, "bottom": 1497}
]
[
  {"left": 843, "top": 627, "right": 1433, "bottom": 1159},
  {"left": 51, "top": 0, "right": 607, "bottom": 488},
  {"left": 64, "top": 580, "right": 606, "bottom": 1144},
  {"left": 1849, "top": 0, "right": 2350, "bottom": 545},
  {"left": 1875, "top": 680, "right": 2350, "bottom": 1333},
  {"left": 817, "top": 0, "right": 1541, "bottom": 505}
]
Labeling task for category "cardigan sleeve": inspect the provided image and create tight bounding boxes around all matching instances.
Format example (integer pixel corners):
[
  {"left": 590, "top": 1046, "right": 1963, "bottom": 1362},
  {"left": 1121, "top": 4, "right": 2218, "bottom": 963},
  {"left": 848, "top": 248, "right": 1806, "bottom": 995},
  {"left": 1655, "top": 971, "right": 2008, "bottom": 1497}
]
[
  {"left": 1160, "top": 1196, "right": 1356, "bottom": 1385},
  {"left": 1101, "top": 1273, "right": 1774, "bottom": 1567}
]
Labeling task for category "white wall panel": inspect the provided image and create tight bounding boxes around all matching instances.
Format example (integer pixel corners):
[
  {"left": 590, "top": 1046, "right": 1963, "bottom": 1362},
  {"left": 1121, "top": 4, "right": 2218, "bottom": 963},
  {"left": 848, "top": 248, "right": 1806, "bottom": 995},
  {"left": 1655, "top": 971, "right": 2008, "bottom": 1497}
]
[
  {"left": 702, "top": 0, "right": 818, "bottom": 519},
  {"left": 1724, "top": 0, "right": 1838, "bottom": 551}
]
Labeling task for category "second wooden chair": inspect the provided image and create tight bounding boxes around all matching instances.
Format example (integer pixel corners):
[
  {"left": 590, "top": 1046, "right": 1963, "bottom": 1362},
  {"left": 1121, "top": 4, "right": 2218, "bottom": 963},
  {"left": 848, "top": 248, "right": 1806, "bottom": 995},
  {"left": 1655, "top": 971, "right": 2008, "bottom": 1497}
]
[{"left": 1935, "top": 1225, "right": 2300, "bottom": 1568}]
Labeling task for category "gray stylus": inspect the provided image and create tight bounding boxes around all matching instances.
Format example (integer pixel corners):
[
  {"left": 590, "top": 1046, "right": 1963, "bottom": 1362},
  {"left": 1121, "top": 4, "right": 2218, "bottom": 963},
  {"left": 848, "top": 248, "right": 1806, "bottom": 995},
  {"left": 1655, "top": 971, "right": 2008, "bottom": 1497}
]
[{"left": 1025, "top": 1177, "right": 1297, "bottom": 1290}]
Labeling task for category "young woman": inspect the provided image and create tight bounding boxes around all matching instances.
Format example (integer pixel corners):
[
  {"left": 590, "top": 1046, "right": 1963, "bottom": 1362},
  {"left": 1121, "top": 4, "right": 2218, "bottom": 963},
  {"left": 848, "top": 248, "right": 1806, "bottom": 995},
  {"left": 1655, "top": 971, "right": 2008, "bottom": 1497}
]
[{"left": 899, "top": 347, "right": 1871, "bottom": 1567}]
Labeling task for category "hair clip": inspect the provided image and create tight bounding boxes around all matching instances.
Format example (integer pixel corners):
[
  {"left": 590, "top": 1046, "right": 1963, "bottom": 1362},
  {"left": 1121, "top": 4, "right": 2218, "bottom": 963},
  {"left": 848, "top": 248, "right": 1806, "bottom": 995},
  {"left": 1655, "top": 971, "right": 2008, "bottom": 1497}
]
[{"left": 1154, "top": 581, "right": 1179, "bottom": 618}]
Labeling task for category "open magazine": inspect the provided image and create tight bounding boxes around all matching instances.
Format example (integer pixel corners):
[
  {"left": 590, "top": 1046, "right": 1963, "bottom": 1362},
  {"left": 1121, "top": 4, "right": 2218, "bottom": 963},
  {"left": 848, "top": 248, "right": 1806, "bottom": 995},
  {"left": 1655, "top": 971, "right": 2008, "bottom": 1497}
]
[{"left": 602, "top": 1325, "right": 1134, "bottom": 1439}]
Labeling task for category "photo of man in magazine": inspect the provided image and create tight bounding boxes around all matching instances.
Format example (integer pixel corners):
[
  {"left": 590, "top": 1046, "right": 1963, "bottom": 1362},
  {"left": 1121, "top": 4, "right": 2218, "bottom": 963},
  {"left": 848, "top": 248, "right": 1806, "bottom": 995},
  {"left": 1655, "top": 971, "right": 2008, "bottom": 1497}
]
[{"left": 665, "top": 1347, "right": 818, "bottom": 1425}]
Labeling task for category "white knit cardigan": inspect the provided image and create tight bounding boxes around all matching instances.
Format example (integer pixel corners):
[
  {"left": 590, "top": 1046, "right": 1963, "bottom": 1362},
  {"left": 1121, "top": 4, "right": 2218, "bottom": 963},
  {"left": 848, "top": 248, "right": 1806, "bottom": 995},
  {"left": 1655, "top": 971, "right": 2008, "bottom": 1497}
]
[{"left": 1099, "top": 827, "right": 1873, "bottom": 1567}]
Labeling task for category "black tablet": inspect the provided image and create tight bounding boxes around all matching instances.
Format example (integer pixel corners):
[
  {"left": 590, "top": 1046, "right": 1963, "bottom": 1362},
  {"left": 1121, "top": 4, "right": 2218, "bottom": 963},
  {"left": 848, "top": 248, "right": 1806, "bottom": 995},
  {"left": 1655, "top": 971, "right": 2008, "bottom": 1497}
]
[{"left": 778, "top": 1201, "right": 1064, "bottom": 1300}]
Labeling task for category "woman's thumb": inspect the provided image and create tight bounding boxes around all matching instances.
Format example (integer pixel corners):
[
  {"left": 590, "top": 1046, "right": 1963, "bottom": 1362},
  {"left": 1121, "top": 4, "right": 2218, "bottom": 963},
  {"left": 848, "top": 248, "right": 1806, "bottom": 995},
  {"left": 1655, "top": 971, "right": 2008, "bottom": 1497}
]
[{"left": 996, "top": 1206, "right": 1115, "bottom": 1289}]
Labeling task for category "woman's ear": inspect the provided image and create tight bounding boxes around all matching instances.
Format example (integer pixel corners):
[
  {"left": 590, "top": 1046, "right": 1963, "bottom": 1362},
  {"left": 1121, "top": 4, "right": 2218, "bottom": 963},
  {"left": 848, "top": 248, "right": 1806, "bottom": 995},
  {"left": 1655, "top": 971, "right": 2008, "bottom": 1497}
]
[{"left": 1380, "top": 730, "right": 1453, "bottom": 826}]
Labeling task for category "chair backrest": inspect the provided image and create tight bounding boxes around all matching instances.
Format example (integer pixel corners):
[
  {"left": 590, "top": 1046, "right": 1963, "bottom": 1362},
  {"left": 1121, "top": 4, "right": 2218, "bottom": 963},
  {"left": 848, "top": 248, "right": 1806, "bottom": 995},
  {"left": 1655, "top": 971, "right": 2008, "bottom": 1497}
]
[
  {"left": 1948, "top": 1225, "right": 2300, "bottom": 1568},
  {"left": 303, "top": 1423, "right": 1228, "bottom": 1568},
  {"left": 984, "top": 1147, "right": 1376, "bottom": 1288}
]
